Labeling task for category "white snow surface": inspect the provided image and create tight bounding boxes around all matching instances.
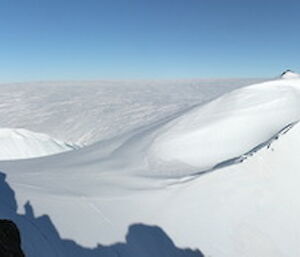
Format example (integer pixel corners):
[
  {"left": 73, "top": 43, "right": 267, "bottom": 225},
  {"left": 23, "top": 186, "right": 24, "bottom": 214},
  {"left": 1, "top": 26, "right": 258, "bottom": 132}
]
[
  {"left": 148, "top": 78, "right": 300, "bottom": 173},
  {"left": 0, "top": 128, "right": 77, "bottom": 160},
  {"left": 0, "top": 78, "right": 262, "bottom": 145},
  {"left": 2, "top": 75, "right": 300, "bottom": 257}
]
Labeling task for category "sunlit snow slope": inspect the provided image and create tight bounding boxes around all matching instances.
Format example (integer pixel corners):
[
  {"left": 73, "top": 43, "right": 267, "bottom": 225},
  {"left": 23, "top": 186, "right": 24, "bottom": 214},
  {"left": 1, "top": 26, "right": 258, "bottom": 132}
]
[
  {"left": 0, "top": 128, "right": 77, "bottom": 160},
  {"left": 1, "top": 74, "right": 300, "bottom": 257},
  {"left": 148, "top": 73, "right": 300, "bottom": 174}
]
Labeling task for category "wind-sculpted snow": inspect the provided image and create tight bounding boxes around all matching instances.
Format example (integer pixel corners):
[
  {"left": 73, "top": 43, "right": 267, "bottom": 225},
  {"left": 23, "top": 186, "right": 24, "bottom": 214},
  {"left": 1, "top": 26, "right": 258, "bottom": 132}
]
[
  {"left": 1, "top": 74, "right": 300, "bottom": 257},
  {"left": 0, "top": 128, "right": 78, "bottom": 160},
  {"left": 148, "top": 76, "right": 300, "bottom": 174}
]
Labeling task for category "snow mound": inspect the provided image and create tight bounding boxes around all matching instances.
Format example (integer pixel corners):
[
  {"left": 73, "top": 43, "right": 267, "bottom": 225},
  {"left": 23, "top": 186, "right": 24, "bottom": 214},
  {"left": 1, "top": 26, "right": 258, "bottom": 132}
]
[
  {"left": 280, "top": 70, "right": 300, "bottom": 79},
  {"left": 148, "top": 76, "right": 300, "bottom": 174},
  {"left": 0, "top": 128, "right": 78, "bottom": 160}
]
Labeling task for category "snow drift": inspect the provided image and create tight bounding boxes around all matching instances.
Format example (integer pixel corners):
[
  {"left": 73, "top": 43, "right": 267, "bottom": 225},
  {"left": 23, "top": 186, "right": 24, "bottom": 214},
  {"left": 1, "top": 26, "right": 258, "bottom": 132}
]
[
  {"left": 148, "top": 73, "right": 300, "bottom": 174},
  {"left": 1, "top": 73, "right": 300, "bottom": 257},
  {"left": 0, "top": 128, "right": 77, "bottom": 160}
]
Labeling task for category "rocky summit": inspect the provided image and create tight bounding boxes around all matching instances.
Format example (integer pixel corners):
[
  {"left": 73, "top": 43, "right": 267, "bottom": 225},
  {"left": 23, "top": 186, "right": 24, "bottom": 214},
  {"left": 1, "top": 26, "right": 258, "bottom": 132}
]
[{"left": 0, "top": 219, "right": 25, "bottom": 257}]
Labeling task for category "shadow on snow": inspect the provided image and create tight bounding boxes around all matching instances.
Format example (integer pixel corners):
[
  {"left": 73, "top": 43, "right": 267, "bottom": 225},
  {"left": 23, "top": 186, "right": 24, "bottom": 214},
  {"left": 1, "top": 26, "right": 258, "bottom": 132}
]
[{"left": 0, "top": 171, "right": 204, "bottom": 257}]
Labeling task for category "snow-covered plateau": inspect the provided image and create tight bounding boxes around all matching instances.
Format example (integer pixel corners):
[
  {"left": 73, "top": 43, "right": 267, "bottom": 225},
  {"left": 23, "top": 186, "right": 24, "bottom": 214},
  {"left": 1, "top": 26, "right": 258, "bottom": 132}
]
[{"left": 1, "top": 74, "right": 300, "bottom": 257}]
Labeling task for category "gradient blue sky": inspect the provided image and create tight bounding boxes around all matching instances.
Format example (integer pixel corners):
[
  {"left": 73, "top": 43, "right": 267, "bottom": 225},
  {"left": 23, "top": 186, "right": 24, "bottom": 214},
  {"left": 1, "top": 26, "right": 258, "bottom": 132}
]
[{"left": 0, "top": 0, "right": 299, "bottom": 82}]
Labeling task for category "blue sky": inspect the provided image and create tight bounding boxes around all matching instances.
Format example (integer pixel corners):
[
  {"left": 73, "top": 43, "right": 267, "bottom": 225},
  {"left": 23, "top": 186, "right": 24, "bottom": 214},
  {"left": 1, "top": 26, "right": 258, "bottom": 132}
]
[{"left": 0, "top": 0, "right": 299, "bottom": 82}]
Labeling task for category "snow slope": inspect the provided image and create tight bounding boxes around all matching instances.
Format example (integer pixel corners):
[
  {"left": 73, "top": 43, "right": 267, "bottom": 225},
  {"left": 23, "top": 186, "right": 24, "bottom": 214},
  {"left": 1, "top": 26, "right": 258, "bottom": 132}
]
[
  {"left": 148, "top": 75, "right": 300, "bottom": 174},
  {"left": 0, "top": 128, "right": 77, "bottom": 160},
  {"left": 1, "top": 74, "right": 300, "bottom": 257}
]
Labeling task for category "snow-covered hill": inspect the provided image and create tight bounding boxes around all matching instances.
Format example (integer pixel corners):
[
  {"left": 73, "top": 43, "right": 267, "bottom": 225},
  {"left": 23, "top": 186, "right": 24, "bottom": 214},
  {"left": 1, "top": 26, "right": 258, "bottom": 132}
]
[
  {"left": 148, "top": 74, "right": 300, "bottom": 175},
  {"left": 0, "top": 128, "right": 77, "bottom": 160},
  {"left": 1, "top": 74, "right": 300, "bottom": 257}
]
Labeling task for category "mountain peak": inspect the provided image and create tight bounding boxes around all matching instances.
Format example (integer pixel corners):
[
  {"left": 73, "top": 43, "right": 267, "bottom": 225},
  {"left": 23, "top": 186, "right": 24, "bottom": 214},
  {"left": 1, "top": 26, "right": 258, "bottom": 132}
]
[{"left": 280, "top": 70, "right": 300, "bottom": 79}]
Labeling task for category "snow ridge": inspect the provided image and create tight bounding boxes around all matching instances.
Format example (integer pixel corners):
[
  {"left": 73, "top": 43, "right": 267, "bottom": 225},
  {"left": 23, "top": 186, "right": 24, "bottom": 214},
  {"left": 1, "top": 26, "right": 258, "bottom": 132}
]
[
  {"left": 0, "top": 128, "right": 78, "bottom": 160},
  {"left": 193, "top": 121, "right": 298, "bottom": 177},
  {"left": 147, "top": 76, "right": 300, "bottom": 176},
  {"left": 280, "top": 70, "right": 300, "bottom": 79}
]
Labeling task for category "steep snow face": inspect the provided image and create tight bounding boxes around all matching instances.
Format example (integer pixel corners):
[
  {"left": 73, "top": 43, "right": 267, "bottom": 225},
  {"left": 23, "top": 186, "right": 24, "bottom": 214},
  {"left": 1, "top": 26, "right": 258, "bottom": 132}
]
[
  {"left": 0, "top": 128, "right": 77, "bottom": 160},
  {"left": 148, "top": 78, "right": 300, "bottom": 173}
]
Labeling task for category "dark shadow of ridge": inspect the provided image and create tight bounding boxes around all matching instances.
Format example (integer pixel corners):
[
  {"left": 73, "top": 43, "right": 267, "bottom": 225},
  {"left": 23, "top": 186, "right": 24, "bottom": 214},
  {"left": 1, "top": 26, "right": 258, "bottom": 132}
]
[{"left": 0, "top": 171, "right": 204, "bottom": 257}]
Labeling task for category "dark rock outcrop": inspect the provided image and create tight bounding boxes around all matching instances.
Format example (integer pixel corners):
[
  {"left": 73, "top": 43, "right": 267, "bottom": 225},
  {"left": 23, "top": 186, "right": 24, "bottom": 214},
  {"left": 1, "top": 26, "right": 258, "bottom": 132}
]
[{"left": 0, "top": 219, "right": 25, "bottom": 257}]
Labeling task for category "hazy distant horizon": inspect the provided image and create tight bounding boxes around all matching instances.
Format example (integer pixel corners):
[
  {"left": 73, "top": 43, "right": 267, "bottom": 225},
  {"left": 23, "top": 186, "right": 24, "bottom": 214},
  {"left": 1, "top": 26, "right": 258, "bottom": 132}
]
[{"left": 0, "top": 76, "right": 271, "bottom": 85}]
